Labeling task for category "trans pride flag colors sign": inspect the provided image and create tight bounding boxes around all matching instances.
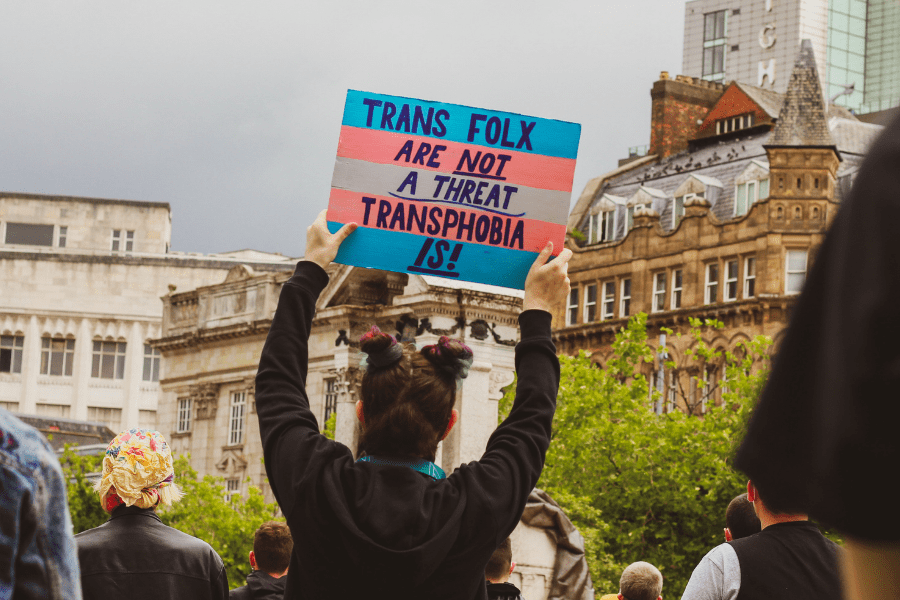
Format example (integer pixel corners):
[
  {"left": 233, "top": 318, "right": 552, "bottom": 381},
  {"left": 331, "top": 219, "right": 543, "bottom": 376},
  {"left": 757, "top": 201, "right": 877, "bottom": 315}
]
[{"left": 327, "top": 90, "right": 581, "bottom": 290}]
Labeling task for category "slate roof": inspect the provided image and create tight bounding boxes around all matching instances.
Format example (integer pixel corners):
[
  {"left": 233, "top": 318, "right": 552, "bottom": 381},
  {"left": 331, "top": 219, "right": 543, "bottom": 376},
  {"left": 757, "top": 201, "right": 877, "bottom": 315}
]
[
  {"left": 737, "top": 83, "right": 785, "bottom": 118},
  {"left": 768, "top": 40, "right": 836, "bottom": 147}
]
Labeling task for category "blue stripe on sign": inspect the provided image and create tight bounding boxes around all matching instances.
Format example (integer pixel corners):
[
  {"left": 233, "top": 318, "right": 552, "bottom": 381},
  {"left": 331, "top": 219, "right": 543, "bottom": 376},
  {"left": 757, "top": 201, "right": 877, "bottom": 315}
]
[
  {"left": 328, "top": 221, "right": 537, "bottom": 290},
  {"left": 341, "top": 90, "right": 581, "bottom": 161}
]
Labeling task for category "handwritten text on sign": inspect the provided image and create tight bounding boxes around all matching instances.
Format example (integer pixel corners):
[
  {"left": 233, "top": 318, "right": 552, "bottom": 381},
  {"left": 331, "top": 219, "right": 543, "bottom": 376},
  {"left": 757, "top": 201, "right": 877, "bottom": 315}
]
[{"left": 327, "top": 90, "right": 580, "bottom": 289}]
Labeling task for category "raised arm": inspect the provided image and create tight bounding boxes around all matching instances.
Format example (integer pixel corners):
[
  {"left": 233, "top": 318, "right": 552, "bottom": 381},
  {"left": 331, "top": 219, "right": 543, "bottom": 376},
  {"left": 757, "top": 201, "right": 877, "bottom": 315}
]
[
  {"left": 255, "top": 211, "right": 356, "bottom": 514},
  {"left": 456, "top": 242, "right": 572, "bottom": 541}
]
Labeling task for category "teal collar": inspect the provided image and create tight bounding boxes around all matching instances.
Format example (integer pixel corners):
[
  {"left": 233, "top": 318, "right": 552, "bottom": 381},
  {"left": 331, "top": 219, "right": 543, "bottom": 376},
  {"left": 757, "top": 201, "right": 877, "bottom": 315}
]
[{"left": 356, "top": 455, "right": 446, "bottom": 480}]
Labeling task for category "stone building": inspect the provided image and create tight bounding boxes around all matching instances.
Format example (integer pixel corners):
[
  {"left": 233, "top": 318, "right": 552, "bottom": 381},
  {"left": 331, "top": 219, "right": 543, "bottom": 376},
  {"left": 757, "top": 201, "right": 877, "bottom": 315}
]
[
  {"left": 153, "top": 262, "right": 522, "bottom": 500},
  {"left": 559, "top": 41, "right": 881, "bottom": 413},
  {"left": 0, "top": 192, "right": 294, "bottom": 432}
]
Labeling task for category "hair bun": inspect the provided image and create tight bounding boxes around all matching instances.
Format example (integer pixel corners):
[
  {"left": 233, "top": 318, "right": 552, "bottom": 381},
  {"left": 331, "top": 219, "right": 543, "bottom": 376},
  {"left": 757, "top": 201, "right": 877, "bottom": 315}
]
[
  {"left": 359, "top": 326, "right": 403, "bottom": 369},
  {"left": 420, "top": 336, "right": 474, "bottom": 382}
]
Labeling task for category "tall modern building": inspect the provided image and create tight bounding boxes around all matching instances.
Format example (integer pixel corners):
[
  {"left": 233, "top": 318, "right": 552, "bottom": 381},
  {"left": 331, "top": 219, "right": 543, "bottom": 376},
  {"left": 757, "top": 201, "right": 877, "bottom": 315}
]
[{"left": 682, "top": 0, "right": 900, "bottom": 114}]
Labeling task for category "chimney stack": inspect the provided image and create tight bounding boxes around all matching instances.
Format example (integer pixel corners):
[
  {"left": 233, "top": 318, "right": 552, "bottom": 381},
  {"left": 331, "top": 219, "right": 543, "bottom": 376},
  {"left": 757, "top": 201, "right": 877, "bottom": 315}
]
[{"left": 649, "top": 75, "right": 724, "bottom": 158}]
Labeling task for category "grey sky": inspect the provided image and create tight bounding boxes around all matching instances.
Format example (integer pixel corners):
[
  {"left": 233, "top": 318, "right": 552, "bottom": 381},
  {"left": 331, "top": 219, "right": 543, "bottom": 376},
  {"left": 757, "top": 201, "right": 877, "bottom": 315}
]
[{"left": 0, "top": 1, "right": 684, "bottom": 256}]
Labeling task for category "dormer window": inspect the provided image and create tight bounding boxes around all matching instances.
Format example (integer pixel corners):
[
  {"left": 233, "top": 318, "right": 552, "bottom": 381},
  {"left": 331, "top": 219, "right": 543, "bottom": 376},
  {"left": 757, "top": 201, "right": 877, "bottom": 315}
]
[
  {"left": 626, "top": 204, "right": 648, "bottom": 231},
  {"left": 588, "top": 210, "right": 616, "bottom": 244},
  {"left": 734, "top": 160, "right": 771, "bottom": 217},
  {"left": 673, "top": 192, "right": 705, "bottom": 227},
  {"left": 716, "top": 113, "right": 754, "bottom": 135}
]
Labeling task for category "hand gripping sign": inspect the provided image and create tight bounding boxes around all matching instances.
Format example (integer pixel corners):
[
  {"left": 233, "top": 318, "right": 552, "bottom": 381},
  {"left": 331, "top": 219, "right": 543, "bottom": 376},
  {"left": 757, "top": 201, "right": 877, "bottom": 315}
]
[{"left": 327, "top": 90, "right": 581, "bottom": 289}]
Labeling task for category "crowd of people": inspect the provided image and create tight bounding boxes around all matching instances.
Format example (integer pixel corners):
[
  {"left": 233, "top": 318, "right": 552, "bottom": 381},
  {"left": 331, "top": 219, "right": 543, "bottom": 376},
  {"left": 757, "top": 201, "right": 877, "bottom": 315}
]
[{"left": 3, "top": 111, "right": 900, "bottom": 599}]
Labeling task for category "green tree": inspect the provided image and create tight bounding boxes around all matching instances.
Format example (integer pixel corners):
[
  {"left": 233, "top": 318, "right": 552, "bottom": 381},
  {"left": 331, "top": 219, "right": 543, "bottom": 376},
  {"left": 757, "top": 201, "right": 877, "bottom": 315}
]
[
  {"left": 159, "top": 456, "right": 283, "bottom": 589},
  {"left": 501, "top": 313, "right": 771, "bottom": 595},
  {"left": 59, "top": 446, "right": 107, "bottom": 533}
]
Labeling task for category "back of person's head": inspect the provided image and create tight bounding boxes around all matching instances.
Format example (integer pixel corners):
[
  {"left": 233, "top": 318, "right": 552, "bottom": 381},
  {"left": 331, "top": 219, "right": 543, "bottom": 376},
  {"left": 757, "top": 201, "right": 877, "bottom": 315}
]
[
  {"left": 253, "top": 521, "right": 293, "bottom": 575},
  {"left": 485, "top": 537, "right": 512, "bottom": 583},
  {"left": 619, "top": 561, "right": 663, "bottom": 600},
  {"left": 358, "top": 327, "right": 472, "bottom": 460},
  {"left": 725, "top": 493, "right": 761, "bottom": 539},
  {"left": 93, "top": 428, "right": 183, "bottom": 512}
]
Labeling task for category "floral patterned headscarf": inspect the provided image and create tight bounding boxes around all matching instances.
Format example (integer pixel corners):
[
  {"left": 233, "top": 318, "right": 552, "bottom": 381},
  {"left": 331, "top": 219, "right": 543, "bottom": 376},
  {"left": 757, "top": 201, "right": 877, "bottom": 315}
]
[{"left": 94, "top": 428, "right": 183, "bottom": 512}]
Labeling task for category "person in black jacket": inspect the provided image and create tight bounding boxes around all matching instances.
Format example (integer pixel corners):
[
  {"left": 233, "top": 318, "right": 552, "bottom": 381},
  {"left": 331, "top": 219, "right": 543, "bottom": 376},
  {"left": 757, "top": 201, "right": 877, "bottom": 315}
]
[
  {"left": 76, "top": 429, "right": 228, "bottom": 600},
  {"left": 230, "top": 521, "right": 292, "bottom": 600},
  {"left": 485, "top": 537, "right": 524, "bottom": 600},
  {"left": 255, "top": 210, "right": 571, "bottom": 599}
]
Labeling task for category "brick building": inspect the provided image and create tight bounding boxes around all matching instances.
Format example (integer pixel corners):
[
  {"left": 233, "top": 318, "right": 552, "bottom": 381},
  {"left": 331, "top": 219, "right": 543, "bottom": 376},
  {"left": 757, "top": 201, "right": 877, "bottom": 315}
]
[{"left": 557, "top": 40, "right": 881, "bottom": 413}]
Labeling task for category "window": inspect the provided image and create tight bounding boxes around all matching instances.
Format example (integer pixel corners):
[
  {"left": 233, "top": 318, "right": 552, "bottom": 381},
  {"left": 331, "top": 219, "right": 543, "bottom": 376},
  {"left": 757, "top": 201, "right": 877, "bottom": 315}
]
[
  {"left": 673, "top": 196, "right": 685, "bottom": 227},
  {"left": 0, "top": 401, "right": 18, "bottom": 412},
  {"left": 177, "top": 397, "right": 192, "bottom": 433},
  {"left": 626, "top": 204, "right": 648, "bottom": 231},
  {"left": 702, "top": 10, "right": 727, "bottom": 81},
  {"left": 584, "top": 284, "right": 597, "bottom": 322},
  {"left": 705, "top": 263, "right": 719, "bottom": 304},
  {"left": 671, "top": 270, "right": 683, "bottom": 309},
  {"left": 225, "top": 478, "right": 241, "bottom": 502},
  {"left": 716, "top": 113, "right": 754, "bottom": 135},
  {"left": 566, "top": 288, "right": 578, "bottom": 325},
  {"left": 143, "top": 344, "right": 161, "bottom": 382},
  {"left": 5, "top": 223, "right": 54, "bottom": 246},
  {"left": 324, "top": 378, "right": 338, "bottom": 423},
  {"left": 35, "top": 403, "right": 70, "bottom": 418},
  {"left": 58, "top": 226, "right": 67, "bottom": 248},
  {"left": 229, "top": 391, "right": 247, "bottom": 446},
  {"left": 0, "top": 335, "right": 24, "bottom": 374},
  {"left": 744, "top": 257, "right": 756, "bottom": 298},
  {"left": 91, "top": 341, "right": 127, "bottom": 379},
  {"left": 589, "top": 210, "right": 615, "bottom": 243},
  {"left": 41, "top": 337, "right": 75, "bottom": 376},
  {"left": 87, "top": 407, "right": 123, "bottom": 431},
  {"left": 620, "top": 278, "right": 632, "bottom": 318},
  {"left": 724, "top": 260, "right": 738, "bottom": 302},
  {"left": 652, "top": 272, "right": 666, "bottom": 313},
  {"left": 111, "top": 230, "right": 134, "bottom": 253},
  {"left": 785, "top": 250, "right": 808, "bottom": 294},
  {"left": 602, "top": 281, "right": 616, "bottom": 319},
  {"left": 735, "top": 178, "right": 769, "bottom": 216}
]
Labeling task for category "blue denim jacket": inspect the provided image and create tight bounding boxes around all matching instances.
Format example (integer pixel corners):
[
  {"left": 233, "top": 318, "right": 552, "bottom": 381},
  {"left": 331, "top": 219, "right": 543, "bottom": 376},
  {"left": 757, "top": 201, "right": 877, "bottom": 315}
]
[{"left": 0, "top": 409, "right": 82, "bottom": 600}]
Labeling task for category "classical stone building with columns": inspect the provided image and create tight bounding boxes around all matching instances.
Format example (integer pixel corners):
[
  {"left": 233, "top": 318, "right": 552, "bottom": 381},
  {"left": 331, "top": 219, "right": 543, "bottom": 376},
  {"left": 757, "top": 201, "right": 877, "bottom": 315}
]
[
  {"left": 559, "top": 41, "right": 881, "bottom": 413},
  {"left": 153, "top": 261, "right": 522, "bottom": 501},
  {"left": 0, "top": 192, "right": 294, "bottom": 433}
]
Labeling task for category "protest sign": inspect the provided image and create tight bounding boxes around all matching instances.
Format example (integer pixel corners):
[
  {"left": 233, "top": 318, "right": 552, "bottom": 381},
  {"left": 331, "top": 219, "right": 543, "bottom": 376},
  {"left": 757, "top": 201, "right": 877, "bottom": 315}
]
[{"left": 327, "top": 90, "right": 580, "bottom": 289}]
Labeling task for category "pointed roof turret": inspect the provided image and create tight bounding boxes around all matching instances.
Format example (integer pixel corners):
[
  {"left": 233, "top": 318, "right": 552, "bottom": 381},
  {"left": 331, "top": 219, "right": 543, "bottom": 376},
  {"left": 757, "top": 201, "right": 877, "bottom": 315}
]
[{"left": 768, "top": 39, "right": 836, "bottom": 147}]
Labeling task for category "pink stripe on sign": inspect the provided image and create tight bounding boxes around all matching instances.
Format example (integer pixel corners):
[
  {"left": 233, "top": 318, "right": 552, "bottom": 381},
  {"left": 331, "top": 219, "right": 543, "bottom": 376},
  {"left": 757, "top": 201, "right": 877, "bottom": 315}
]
[
  {"left": 328, "top": 188, "right": 566, "bottom": 254},
  {"left": 336, "top": 126, "right": 577, "bottom": 193}
]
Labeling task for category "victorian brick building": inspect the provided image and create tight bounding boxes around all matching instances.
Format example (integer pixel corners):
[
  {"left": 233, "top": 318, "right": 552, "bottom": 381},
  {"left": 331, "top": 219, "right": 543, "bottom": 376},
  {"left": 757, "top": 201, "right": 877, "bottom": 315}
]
[{"left": 557, "top": 40, "right": 881, "bottom": 414}]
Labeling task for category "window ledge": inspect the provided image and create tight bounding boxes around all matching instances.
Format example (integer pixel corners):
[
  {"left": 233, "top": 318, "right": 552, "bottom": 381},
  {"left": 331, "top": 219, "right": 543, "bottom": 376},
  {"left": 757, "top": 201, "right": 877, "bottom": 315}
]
[
  {"left": 88, "top": 380, "right": 124, "bottom": 389},
  {"left": 169, "top": 430, "right": 192, "bottom": 438}
]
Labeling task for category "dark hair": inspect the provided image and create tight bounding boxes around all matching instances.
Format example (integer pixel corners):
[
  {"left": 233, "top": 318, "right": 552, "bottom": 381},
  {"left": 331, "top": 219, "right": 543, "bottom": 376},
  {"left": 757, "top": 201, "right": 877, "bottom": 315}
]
[
  {"left": 358, "top": 329, "right": 472, "bottom": 460},
  {"left": 726, "top": 493, "right": 761, "bottom": 540},
  {"left": 253, "top": 521, "right": 293, "bottom": 574},
  {"left": 485, "top": 537, "right": 512, "bottom": 581}
]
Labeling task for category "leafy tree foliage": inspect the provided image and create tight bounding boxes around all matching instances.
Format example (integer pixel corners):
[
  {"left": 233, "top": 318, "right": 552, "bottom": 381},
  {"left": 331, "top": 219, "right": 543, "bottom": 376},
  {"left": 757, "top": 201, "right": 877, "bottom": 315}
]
[
  {"left": 62, "top": 450, "right": 282, "bottom": 590},
  {"left": 501, "top": 313, "right": 771, "bottom": 596}
]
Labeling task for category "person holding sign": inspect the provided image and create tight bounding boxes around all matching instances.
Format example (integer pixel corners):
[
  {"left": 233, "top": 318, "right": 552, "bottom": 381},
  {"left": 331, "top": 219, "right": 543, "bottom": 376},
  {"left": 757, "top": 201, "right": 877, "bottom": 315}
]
[{"left": 255, "top": 210, "right": 570, "bottom": 599}]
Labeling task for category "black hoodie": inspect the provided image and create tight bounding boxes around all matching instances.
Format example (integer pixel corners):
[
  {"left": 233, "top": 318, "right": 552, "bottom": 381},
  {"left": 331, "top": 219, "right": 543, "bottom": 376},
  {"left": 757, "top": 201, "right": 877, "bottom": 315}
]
[
  {"left": 230, "top": 571, "right": 286, "bottom": 600},
  {"left": 255, "top": 261, "right": 559, "bottom": 599}
]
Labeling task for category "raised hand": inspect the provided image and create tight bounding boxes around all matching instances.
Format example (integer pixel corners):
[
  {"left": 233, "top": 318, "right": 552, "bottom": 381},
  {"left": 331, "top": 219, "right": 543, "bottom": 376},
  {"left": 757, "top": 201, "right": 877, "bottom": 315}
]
[
  {"left": 304, "top": 210, "right": 357, "bottom": 269},
  {"left": 523, "top": 242, "right": 572, "bottom": 314}
]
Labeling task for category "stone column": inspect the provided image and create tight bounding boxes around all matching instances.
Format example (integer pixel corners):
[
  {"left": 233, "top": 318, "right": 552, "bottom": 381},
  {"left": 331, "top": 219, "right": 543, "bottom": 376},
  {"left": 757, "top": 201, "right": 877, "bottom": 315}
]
[
  {"left": 332, "top": 345, "right": 361, "bottom": 458},
  {"left": 20, "top": 316, "right": 40, "bottom": 415},
  {"left": 71, "top": 318, "right": 92, "bottom": 421}
]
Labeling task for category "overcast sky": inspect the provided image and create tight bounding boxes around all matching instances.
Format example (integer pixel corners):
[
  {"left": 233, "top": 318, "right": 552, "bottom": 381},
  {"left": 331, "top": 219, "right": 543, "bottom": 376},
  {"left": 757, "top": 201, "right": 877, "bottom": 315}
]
[{"left": 0, "top": 1, "right": 684, "bottom": 256}]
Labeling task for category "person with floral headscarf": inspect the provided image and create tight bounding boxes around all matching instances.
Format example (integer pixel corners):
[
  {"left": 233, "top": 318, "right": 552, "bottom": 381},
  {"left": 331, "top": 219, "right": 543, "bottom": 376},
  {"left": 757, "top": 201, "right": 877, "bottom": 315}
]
[{"left": 75, "top": 429, "right": 229, "bottom": 600}]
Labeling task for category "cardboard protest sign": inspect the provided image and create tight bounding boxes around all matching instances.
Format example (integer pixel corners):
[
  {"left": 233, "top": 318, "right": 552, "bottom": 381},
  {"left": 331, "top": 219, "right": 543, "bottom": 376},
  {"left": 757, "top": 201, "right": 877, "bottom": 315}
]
[{"left": 327, "top": 90, "right": 580, "bottom": 289}]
